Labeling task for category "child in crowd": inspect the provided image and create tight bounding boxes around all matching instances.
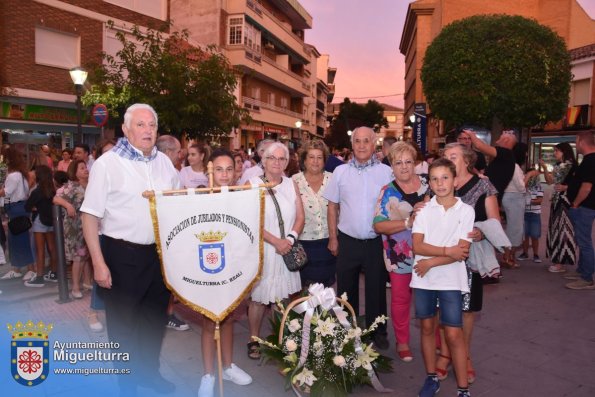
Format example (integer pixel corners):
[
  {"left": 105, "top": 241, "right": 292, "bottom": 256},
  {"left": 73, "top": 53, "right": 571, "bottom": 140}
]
[
  {"left": 198, "top": 149, "right": 252, "bottom": 397},
  {"left": 410, "top": 158, "right": 475, "bottom": 397},
  {"left": 518, "top": 168, "right": 543, "bottom": 263}
]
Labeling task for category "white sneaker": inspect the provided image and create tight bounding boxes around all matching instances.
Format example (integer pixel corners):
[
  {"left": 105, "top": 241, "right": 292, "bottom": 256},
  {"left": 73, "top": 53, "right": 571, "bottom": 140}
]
[
  {"left": 88, "top": 313, "right": 103, "bottom": 332},
  {"left": 23, "top": 271, "right": 36, "bottom": 281},
  {"left": 222, "top": 363, "right": 252, "bottom": 385},
  {"left": 198, "top": 374, "right": 215, "bottom": 397},
  {"left": 1, "top": 270, "right": 23, "bottom": 279}
]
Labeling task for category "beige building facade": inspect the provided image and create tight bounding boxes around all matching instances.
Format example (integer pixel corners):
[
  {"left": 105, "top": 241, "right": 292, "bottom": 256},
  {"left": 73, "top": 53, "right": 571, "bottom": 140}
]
[
  {"left": 171, "top": 0, "right": 318, "bottom": 150},
  {"left": 399, "top": 0, "right": 595, "bottom": 151}
]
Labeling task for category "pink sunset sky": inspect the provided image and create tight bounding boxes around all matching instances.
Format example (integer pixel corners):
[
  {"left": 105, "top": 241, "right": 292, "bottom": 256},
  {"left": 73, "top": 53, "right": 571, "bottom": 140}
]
[{"left": 300, "top": 0, "right": 595, "bottom": 109}]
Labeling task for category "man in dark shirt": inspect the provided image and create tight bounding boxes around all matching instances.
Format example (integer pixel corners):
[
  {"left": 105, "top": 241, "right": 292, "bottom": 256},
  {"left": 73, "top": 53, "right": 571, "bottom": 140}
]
[
  {"left": 457, "top": 130, "right": 486, "bottom": 173},
  {"left": 565, "top": 131, "right": 595, "bottom": 290},
  {"left": 465, "top": 129, "right": 517, "bottom": 203}
]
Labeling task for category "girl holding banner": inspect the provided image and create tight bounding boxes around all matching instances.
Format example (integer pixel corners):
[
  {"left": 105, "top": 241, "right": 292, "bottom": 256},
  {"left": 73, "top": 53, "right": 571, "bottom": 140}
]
[{"left": 198, "top": 149, "right": 253, "bottom": 397}]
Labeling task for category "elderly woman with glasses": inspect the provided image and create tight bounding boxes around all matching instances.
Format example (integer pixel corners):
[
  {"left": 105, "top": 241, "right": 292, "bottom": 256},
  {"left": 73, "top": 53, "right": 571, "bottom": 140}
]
[
  {"left": 246, "top": 142, "right": 305, "bottom": 360},
  {"left": 373, "top": 141, "right": 430, "bottom": 363},
  {"left": 292, "top": 139, "right": 336, "bottom": 288}
]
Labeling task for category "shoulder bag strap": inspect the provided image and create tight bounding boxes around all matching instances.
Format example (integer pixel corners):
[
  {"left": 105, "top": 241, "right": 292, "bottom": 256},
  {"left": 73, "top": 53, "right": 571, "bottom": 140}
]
[{"left": 260, "top": 176, "right": 285, "bottom": 237}]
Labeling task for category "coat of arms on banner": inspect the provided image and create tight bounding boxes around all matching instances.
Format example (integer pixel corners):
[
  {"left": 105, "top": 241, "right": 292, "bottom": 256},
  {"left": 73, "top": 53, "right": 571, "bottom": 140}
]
[
  {"left": 8, "top": 320, "right": 52, "bottom": 386},
  {"left": 197, "top": 230, "right": 227, "bottom": 274}
]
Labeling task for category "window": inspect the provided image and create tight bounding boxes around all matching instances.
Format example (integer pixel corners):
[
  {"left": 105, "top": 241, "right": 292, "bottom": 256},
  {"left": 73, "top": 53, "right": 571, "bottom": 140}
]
[
  {"left": 35, "top": 27, "right": 79, "bottom": 69},
  {"left": 280, "top": 97, "right": 288, "bottom": 109},
  {"left": 268, "top": 92, "right": 275, "bottom": 106},
  {"left": 250, "top": 87, "right": 260, "bottom": 100},
  {"left": 244, "top": 22, "right": 261, "bottom": 53},
  {"left": 386, "top": 115, "right": 397, "bottom": 122},
  {"left": 228, "top": 17, "right": 243, "bottom": 45},
  {"left": 228, "top": 16, "right": 260, "bottom": 52},
  {"left": 571, "top": 79, "right": 590, "bottom": 106}
]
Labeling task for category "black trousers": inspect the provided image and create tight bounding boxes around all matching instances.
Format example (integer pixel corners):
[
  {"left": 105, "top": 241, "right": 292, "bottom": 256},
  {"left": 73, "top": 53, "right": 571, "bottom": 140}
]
[
  {"left": 336, "top": 231, "right": 387, "bottom": 334},
  {"left": 98, "top": 235, "right": 171, "bottom": 387}
]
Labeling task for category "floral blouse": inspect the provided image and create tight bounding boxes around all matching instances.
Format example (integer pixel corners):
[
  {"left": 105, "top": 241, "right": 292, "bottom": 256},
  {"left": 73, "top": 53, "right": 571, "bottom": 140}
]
[
  {"left": 373, "top": 175, "right": 429, "bottom": 274},
  {"left": 292, "top": 171, "right": 331, "bottom": 241}
]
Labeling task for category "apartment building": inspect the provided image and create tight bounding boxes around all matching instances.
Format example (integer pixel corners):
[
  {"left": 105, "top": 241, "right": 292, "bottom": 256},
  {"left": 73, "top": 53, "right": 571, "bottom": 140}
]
[
  {"left": 0, "top": 0, "right": 169, "bottom": 159},
  {"left": 171, "top": 0, "right": 314, "bottom": 151},
  {"left": 399, "top": 0, "right": 595, "bottom": 152},
  {"left": 378, "top": 103, "right": 405, "bottom": 141}
]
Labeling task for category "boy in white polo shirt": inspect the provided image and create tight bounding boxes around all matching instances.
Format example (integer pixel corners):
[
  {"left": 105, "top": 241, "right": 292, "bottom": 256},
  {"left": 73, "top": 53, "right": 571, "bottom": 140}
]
[{"left": 410, "top": 158, "right": 475, "bottom": 397}]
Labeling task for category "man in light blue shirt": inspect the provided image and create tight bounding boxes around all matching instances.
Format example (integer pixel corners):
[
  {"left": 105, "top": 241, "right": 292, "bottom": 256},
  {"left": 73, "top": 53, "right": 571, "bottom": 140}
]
[{"left": 324, "top": 126, "right": 393, "bottom": 349}]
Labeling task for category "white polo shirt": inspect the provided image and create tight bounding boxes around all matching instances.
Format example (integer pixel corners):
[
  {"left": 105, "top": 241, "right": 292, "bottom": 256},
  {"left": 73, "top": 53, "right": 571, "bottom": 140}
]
[
  {"left": 81, "top": 150, "right": 180, "bottom": 245},
  {"left": 409, "top": 196, "right": 474, "bottom": 292}
]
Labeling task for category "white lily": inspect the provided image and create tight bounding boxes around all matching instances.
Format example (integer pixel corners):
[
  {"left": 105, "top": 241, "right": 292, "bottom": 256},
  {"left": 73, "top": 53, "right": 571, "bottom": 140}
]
[
  {"left": 293, "top": 367, "right": 317, "bottom": 387},
  {"left": 313, "top": 317, "right": 336, "bottom": 337}
]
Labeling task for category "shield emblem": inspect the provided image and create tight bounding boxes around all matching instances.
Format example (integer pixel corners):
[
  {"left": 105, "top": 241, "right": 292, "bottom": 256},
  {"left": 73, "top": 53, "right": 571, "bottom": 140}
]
[
  {"left": 11, "top": 340, "right": 49, "bottom": 386},
  {"left": 199, "top": 243, "right": 225, "bottom": 274}
]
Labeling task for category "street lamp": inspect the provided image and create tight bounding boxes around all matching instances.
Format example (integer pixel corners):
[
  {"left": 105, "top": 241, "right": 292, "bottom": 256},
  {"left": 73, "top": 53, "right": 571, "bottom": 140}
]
[
  {"left": 294, "top": 120, "right": 302, "bottom": 141},
  {"left": 347, "top": 130, "right": 352, "bottom": 136},
  {"left": 409, "top": 114, "right": 416, "bottom": 124},
  {"left": 69, "top": 67, "right": 88, "bottom": 144}
]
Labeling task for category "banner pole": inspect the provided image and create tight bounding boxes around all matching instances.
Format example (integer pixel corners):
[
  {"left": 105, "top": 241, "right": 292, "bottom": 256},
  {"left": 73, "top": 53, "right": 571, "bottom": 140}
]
[
  {"left": 215, "top": 321, "right": 224, "bottom": 397},
  {"left": 207, "top": 160, "right": 214, "bottom": 190}
]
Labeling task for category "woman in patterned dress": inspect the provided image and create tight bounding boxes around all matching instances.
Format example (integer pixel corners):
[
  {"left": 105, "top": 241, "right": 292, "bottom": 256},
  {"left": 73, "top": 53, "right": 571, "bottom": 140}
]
[
  {"left": 439, "top": 143, "right": 500, "bottom": 384},
  {"left": 539, "top": 143, "right": 577, "bottom": 273},
  {"left": 53, "top": 159, "right": 89, "bottom": 298},
  {"left": 373, "top": 141, "right": 429, "bottom": 363}
]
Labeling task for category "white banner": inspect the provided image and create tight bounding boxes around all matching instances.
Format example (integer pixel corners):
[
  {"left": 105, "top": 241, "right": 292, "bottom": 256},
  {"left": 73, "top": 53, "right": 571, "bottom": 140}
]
[{"left": 150, "top": 188, "right": 264, "bottom": 322}]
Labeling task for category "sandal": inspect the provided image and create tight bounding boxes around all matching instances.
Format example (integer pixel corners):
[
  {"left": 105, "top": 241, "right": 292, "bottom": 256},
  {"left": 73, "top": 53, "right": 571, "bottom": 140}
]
[
  {"left": 435, "top": 353, "right": 451, "bottom": 381},
  {"left": 467, "top": 357, "right": 476, "bottom": 384},
  {"left": 247, "top": 341, "right": 260, "bottom": 360}
]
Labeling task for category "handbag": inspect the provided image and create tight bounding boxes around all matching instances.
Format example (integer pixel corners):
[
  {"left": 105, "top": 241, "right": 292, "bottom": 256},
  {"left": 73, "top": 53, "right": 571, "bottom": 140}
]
[
  {"left": 6, "top": 176, "right": 32, "bottom": 235},
  {"left": 8, "top": 215, "right": 32, "bottom": 235},
  {"left": 261, "top": 176, "right": 308, "bottom": 271}
]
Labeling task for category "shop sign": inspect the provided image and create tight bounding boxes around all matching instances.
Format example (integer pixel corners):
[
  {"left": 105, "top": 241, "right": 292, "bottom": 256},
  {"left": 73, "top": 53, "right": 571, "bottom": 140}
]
[
  {"left": 413, "top": 103, "right": 427, "bottom": 154},
  {"left": 0, "top": 102, "right": 88, "bottom": 124},
  {"left": 263, "top": 126, "right": 287, "bottom": 134}
]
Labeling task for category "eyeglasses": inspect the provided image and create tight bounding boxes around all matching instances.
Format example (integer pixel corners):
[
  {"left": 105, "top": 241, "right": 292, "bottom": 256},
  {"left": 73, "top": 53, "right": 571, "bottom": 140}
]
[
  {"left": 393, "top": 160, "right": 414, "bottom": 167},
  {"left": 266, "top": 156, "right": 287, "bottom": 163}
]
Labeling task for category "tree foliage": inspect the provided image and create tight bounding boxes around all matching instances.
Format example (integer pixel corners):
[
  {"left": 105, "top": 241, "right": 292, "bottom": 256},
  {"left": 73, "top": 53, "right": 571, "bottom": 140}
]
[
  {"left": 421, "top": 14, "right": 571, "bottom": 128},
  {"left": 325, "top": 99, "right": 388, "bottom": 149},
  {"left": 83, "top": 21, "right": 249, "bottom": 140}
]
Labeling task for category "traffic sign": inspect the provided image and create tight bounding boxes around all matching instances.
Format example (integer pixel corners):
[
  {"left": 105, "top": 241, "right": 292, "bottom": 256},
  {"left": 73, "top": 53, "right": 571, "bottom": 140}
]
[{"left": 91, "top": 104, "right": 108, "bottom": 127}]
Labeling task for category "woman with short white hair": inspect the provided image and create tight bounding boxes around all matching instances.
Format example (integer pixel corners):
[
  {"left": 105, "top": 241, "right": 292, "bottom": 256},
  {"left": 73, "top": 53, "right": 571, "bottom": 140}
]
[{"left": 246, "top": 141, "right": 305, "bottom": 360}]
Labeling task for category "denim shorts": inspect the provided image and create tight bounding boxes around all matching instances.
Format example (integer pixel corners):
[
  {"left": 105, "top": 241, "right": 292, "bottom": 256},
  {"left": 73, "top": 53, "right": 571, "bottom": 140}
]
[
  {"left": 31, "top": 216, "right": 54, "bottom": 233},
  {"left": 414, "top": 288, "right": 463, "bottom": 327},
  {"left": 523, "top": 212, "right": 541, "bottom": 239}
]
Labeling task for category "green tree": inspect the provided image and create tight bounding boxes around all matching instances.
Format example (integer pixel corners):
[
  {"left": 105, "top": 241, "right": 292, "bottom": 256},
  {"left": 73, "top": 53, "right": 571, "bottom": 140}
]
[
  {"left": 421, "top": 14, "right": 571, "bottom": 129},
  {"left": 325, "top": 98, "right": 388, "bottom": 149},
  {"left": 83, "top": 21, "right": 249, "bottom": 140}
]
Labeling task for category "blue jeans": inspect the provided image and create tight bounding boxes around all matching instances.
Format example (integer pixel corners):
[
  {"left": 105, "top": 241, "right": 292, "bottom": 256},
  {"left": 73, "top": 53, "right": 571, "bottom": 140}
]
[
  {"left": 414, "top": 289, "right": 463, "bottom": 327},
  {"left": 569, "top": 207, "right": 595, "bottom": 282}
]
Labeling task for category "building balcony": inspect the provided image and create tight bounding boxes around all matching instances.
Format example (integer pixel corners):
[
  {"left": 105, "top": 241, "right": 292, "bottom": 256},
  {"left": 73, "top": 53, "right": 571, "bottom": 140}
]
[
  {"left": 226, "top": 0, "right": 310, "bottom": 62},
  {"left": 227, "top": 45, "right": 310, "bottom": 96},
  {"left": 242, "top": 96, "right": 303, "bottom": 128}
]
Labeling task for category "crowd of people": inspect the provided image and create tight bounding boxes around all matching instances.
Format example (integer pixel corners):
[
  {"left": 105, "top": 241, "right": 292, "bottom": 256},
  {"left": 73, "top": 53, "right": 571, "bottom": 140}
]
[{"left": 0, "top": 102, "right": 593, "bottom": 397}]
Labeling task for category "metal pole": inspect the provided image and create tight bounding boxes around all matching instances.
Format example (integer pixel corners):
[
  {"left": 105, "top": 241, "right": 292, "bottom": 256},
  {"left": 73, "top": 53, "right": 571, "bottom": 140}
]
[
  {"left": 53, "top": 204, "right": 71, "bottom": 303},
  {"left": 75, "top": 85, "right": 83, "bottom": 144}
]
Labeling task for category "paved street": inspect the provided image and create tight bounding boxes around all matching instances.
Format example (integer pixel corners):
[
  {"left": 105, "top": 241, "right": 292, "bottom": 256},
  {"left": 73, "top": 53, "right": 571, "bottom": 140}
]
[{"left": 1, "top": 185, "right": 594, "bottom": 397}]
